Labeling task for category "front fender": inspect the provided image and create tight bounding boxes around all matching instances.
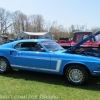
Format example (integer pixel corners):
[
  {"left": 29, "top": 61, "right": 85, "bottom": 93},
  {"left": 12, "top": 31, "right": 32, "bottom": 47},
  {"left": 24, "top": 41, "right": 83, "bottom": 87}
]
[
  {"left": 0, "top": 50, "right": 16, "bottom": 66},
  {"left": 60, "top": 60, "right": 98, "bottom": 75}
]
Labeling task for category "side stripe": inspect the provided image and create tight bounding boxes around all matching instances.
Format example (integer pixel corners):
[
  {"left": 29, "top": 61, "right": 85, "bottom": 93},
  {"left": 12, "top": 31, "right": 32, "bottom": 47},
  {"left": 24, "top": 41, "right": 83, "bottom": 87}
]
[
  {"left": 56, "top": 60, "right": 62, "bottom": 71},
  {"left": 11, "top": 60, "right": 62, "bottom": 72}
]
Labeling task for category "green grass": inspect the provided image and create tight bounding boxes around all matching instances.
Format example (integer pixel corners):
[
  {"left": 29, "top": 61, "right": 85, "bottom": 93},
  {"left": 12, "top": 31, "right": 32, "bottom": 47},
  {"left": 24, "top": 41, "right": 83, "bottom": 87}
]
[{"left": 0, "top": 70, "right": 100, "bottom": 100}]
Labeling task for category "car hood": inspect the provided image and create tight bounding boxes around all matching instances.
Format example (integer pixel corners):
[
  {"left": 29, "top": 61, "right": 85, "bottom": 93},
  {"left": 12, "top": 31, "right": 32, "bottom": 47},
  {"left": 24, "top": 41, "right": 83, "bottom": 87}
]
[
  {"left": 54, "top": 50, "right": 100, "bottom": 62},
  {"left": 67, "top": 30, "right": 100, "bottom": 52}
]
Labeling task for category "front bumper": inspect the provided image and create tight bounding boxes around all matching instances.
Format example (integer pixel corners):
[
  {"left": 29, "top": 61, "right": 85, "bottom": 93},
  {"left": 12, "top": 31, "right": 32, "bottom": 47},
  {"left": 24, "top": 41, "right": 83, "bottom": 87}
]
[{"left": 93, "top": 71, "right": 100, "bottom": 75}]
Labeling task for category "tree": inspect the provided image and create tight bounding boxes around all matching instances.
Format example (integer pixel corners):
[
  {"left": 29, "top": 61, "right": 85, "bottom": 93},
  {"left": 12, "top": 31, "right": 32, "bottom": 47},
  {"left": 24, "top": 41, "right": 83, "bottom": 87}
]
[
  {"left": 0, "top": 8, "right": 12, "bottom": 35},
  {"left": 12, "top": 11, "right": 28, "bottom": 34},
  {"left": 28, "top": 15, "right": 45, "bottom": 32}
]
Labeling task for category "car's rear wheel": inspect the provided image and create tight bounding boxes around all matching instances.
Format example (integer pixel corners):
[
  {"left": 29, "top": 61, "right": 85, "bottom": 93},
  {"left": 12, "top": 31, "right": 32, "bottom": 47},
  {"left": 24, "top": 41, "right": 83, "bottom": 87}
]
[
  {"left": 65, "top": 65, "right": 89, "bottom": 85},
  {"left": 0, "top": 57, "right": 11, "bottom": 73}
]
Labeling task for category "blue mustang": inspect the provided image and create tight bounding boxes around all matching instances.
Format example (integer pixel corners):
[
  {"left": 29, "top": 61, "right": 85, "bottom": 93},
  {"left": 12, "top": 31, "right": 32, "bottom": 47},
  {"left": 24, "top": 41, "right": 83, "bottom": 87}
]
[{"left": 0, "top": 30, "right": 100, "bottom": 85}]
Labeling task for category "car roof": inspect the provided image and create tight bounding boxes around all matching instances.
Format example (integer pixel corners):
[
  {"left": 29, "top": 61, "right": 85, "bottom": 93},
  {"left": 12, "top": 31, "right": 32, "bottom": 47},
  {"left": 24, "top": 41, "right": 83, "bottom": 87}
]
[
  {"left": 0, "top": 39, "right": 53, "bottom": 48},
  {"left": 16, "top": 39, "right": 52, "bottom": 42}
]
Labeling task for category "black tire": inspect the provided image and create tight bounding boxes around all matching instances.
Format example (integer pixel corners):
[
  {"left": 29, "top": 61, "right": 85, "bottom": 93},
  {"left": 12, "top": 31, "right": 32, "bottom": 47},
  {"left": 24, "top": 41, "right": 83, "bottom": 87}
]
[
  {"left": 65, "top": 65, "right": 89, "bottom": 85},
  {"left": 0, "top": 57, "right": 11, "bottom": 73}
]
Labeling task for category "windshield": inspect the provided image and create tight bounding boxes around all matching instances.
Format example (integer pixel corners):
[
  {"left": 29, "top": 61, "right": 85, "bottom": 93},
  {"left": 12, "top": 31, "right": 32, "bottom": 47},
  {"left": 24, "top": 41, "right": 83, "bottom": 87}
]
[
  {"left": 42, "top": 41, "right": 64, "bottom": 52},
  {"left": 94, "top": 34, "right": 100, "bottom": 42}
]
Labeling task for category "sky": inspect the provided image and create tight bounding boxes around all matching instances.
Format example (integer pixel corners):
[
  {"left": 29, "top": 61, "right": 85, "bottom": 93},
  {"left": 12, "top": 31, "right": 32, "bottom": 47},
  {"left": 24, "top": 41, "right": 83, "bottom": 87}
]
[{"left": 0, "top": 0, "right": 100, "bottom": 29}]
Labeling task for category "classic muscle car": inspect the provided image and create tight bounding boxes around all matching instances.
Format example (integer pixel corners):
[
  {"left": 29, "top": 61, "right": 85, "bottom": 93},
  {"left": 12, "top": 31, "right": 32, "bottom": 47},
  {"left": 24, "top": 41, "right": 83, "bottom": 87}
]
[{"left": 0, "top": 30, "right": 100, "bottom": 85}]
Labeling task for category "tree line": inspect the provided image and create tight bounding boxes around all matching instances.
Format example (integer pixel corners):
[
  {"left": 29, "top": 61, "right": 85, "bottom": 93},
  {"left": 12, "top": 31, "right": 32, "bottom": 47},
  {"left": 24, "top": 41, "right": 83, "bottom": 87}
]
[{"left": 0, "top": 7, "right": 100, "bottom": 40}]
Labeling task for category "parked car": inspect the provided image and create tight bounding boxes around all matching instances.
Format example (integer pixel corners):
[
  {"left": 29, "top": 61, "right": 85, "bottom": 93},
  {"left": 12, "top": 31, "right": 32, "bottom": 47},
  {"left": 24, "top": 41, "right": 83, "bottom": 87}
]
[
  {"left": 0, "top": 37, "right": 15, "bottom": 45},
  {"left": 8, "top": 38, "right": 15, "bottom": 42},
  {"left": 58, "top": 31, "right": 100, "bottom": 51},
  {"left": 0, "top": 30, "right": 100, "bottom": 85}
]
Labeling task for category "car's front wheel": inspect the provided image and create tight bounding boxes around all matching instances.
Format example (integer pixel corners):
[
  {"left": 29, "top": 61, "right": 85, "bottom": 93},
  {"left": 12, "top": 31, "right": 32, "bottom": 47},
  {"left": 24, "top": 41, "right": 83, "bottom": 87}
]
[
  {"left": 0, "top": 57, "right": 11, "bottom": 73},
  {"left": 65, "top": 65, "right": 89, "bottom": 85}
]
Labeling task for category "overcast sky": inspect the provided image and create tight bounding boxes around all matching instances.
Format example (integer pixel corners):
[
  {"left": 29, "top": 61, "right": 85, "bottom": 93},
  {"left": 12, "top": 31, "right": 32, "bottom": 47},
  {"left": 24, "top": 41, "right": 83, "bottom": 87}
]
[{"left": 0, "top": 0, "right": 100, "bottom": 29}]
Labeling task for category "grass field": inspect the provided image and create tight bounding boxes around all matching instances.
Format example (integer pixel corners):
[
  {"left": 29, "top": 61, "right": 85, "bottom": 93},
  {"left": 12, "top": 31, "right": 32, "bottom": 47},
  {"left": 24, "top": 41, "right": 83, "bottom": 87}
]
[{"left": 0, "top": 70, "right": 100, "bottom": 100}]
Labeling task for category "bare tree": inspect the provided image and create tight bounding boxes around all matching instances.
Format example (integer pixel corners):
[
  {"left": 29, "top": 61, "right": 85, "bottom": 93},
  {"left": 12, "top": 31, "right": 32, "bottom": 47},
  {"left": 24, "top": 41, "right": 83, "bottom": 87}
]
[
  {"left": 0, "top": 8, "right": 12, "bottom": 35},
  {"left": 47, "top": 21, "right": 69, "bottom": 40},
  {"left": 91, "top": 27, "right": 100, "bottom": 32},
  {"left": 12, "top": 11, "right": 28, "bottom": 34},
  {"left": 28, "top": 15, "right": 45, "bottom": 32},
  {"left": 1, "top": 7, "right": 100, "bottom": 39}
]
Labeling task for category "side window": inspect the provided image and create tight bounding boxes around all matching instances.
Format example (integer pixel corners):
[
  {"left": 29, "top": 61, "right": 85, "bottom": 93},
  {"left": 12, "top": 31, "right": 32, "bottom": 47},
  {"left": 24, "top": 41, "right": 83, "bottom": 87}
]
[
  {"left": 76, "top": 34, "right": 83, "bottom": 42},
  {"left": 15, "top": 42, "right": 45, "bottom": 52},
  {"left": 83, "top": 35, "right": 90, "bottom": 42},
  {"left": 15, "top": 43, "right": 22, "bottom": 50}
]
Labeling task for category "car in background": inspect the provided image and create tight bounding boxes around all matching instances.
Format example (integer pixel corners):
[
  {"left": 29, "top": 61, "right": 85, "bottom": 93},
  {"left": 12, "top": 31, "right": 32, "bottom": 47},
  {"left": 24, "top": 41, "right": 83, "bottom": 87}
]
[
  {"left": 0, "top": 30, "right": 100, "bottom": 85},
  {"left": 8, "top": 38, "right": 15, "bottom": 42},
  {"left": 0, "top": 38, "right": 15, "bottom": 45}
]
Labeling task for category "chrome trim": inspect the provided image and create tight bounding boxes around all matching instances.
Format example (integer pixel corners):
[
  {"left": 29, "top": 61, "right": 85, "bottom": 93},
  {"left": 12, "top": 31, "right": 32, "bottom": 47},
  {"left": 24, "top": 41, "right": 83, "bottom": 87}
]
[
  {"left": 16, "top": 56, "right": 50, "bottom": 60},
  {"left": 0, "top": 60, "right": 7, "bottom": 71},
  {"left": 69, "top": 69, "right": 83, "bottom": 83},
  {"left": 93, "top": 71, "right": 100, "bottom": 73},
  {"left": 15, "top": 56, "right": 58, "bottom": 61}
]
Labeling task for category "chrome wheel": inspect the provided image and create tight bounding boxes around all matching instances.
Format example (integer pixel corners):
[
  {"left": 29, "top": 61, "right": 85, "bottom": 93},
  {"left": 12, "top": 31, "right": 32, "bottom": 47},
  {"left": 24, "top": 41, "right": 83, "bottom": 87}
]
[
  {"left": 65, "top": 65, "right": 89, "bottom": 85},
  {"left": 69, "top": 69, "right": 83, "bottom": 83},
  {"left": 0, "top": 58, "right": 11, "bottom": 73},
  {"left": 0, "top": 59, "right": 7, "bottom": 71}
]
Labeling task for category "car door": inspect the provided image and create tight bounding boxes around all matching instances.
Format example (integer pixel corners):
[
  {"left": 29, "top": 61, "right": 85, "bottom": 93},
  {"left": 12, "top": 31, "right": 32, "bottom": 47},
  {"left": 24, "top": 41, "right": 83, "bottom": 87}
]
[{"left": 14, "top": 42, "right": 51, "bottom": 71}]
